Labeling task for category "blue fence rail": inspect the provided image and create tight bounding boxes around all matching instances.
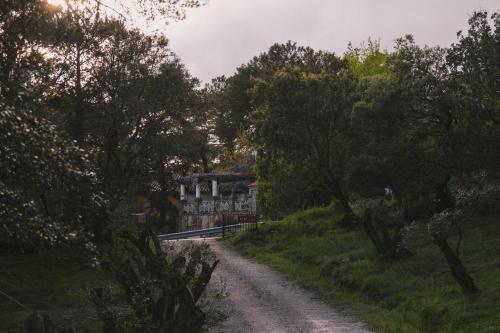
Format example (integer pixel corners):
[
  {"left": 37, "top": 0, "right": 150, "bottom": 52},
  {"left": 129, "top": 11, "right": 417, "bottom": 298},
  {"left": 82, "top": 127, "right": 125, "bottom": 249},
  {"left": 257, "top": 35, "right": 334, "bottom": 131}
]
[{"left": 156, "top": 221, "right": 261, "bottom": 241}]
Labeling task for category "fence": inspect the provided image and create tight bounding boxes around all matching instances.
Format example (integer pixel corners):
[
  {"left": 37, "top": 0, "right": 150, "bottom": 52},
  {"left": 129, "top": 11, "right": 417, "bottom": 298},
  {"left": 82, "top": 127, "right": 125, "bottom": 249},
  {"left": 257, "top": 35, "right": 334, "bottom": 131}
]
[{"left": 157, "top": 214, "right": 258, "bottom": 241}]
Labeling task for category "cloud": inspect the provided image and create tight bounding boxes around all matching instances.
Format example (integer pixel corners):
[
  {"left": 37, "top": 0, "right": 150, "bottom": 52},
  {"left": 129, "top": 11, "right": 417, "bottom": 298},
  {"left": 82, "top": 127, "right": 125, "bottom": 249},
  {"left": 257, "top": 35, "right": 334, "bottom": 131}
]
[{"left": 164, "top": 0, "right": 499, "bottom": 82}]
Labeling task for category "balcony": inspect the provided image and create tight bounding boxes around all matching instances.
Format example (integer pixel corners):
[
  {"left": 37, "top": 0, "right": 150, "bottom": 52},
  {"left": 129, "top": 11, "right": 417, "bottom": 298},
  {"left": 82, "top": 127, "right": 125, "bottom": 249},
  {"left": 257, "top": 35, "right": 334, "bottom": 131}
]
[{"left": 181, "top": 197, "right": 254, "bottom": 215}]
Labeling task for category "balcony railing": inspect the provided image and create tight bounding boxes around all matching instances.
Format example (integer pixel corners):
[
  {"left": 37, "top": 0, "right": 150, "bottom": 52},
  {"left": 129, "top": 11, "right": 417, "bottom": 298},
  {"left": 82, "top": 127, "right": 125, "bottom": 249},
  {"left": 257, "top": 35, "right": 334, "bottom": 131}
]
[{"left": 181, "top": 198, "right": 254, "bottom": 215}]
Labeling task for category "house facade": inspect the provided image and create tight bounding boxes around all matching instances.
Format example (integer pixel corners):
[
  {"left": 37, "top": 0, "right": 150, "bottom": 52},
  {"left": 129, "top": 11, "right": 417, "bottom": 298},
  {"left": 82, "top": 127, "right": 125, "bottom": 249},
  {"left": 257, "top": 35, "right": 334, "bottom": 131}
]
[{"left": 178, "top": 172, "right": 257, "bottom": 231}]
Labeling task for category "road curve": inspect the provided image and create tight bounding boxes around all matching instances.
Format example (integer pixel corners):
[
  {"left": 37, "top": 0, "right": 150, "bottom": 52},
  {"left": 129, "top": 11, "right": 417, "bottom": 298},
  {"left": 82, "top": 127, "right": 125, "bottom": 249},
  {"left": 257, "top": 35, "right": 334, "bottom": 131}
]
[{"left": 203, "top": 238, "right": 373, "bottom": 333}]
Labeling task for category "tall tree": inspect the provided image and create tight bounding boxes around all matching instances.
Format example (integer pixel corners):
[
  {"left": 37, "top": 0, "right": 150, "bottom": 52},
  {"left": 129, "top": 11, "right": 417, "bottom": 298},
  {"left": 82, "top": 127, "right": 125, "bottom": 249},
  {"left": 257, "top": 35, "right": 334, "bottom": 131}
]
[
  {"left": 447, "top": 11, "right": 500, "bottom": 174},
  {"left": 251, "top": 44, "right": 358, "bottom": 224},
  {"left": 0, "top": 0, "right": 58, "bottom": 109},
  {"left": 48, "top": 3, "right": 125, "bottom": 143}
]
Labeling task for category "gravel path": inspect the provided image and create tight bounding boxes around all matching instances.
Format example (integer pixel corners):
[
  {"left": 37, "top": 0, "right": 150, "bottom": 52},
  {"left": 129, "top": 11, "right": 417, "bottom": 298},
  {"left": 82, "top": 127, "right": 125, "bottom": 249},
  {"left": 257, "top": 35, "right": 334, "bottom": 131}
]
[{"left": 201, "top": 238, "right": 373, "bottom": 333}]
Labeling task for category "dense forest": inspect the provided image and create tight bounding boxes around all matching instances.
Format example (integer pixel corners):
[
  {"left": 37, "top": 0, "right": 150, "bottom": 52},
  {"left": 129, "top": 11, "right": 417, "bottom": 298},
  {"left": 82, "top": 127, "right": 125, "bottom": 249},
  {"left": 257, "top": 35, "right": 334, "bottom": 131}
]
[{"left": 1, "top": 0, "right": 499, "bottom": 331}]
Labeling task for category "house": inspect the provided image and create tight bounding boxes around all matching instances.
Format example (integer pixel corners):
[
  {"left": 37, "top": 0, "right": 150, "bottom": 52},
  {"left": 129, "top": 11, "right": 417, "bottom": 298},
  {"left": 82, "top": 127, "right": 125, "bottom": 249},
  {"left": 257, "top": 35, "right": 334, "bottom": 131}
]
[{"left": 178, "top": 172, "right": 257, "bottom": 231}]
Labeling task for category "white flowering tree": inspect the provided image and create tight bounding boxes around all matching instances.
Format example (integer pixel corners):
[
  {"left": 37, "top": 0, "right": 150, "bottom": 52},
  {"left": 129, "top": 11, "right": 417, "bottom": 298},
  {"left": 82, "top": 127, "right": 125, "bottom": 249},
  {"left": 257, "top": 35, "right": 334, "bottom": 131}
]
[{"left": 0, "top": 105, "right": 103, "bottom": 250}]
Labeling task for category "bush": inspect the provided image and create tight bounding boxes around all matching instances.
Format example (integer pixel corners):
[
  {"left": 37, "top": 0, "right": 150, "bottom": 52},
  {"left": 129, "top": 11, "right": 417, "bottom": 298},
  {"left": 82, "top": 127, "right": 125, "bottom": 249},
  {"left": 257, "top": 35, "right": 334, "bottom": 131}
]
[{"left": 95, "top": 228, "right": 218, "bottom": 333}]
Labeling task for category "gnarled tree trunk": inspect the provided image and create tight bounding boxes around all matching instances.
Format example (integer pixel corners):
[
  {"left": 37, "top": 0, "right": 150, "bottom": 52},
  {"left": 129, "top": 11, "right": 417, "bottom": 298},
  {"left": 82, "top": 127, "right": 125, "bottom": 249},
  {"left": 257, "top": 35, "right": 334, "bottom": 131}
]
[
  {"left": 362, "top": 207, "right": 411, "bottom": 261},
  {"left": 432, "top": 232, "right": 478, "bottom": 295}
]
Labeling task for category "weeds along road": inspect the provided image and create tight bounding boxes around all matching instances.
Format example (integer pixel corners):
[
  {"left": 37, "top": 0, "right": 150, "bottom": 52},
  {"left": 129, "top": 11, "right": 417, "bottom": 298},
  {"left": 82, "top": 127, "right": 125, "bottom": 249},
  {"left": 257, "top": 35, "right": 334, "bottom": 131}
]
[{"left": 196, "top": 238, "right": 373, "bottom": 333}]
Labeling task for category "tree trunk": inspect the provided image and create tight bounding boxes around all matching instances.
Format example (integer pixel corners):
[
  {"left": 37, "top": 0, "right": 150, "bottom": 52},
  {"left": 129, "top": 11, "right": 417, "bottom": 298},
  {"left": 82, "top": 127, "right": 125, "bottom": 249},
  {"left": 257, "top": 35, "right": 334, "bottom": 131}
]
[
  {"left": 200, "top": 149, "right": 210, "bottom": 173},
  {"left": 159, "top": 200, "right": 167, "bottom": 225},
  {"left": 362, "top": 209, "right": 386, "bottom": 255},
  {"left": 325, "top": 170, "right": 356, "bottom": 226},
  {"left": 362, "top": 208, "right": 411, "bottom": 260},
  {"left": 435, "top": 174, "right": 455, "bottom": 212},
  {"left": 73, "top": 44, "right": 84, "bottom": 144},
  {"left": 432, "top": 232, "right": 478, "bottom": 294}
]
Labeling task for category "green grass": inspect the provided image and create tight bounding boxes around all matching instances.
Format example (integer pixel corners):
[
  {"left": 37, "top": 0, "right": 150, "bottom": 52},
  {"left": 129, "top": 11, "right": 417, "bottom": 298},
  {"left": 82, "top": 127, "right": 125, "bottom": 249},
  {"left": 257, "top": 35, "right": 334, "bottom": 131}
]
[
  {"left": 229, "top": 206, "right": 500, "bottom": 333},
  {"left": 0, "top": 247, "right": 119, "bottom": 332}
]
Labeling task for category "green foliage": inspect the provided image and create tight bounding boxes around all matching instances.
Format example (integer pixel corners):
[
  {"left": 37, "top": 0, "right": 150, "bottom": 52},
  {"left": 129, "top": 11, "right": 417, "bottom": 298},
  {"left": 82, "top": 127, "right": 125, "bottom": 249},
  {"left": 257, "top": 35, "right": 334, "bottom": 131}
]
[
  {"left": 361, "top": 202, "right": 411, "bottom": 261},
  {"left": 345, "top": 39, "right": 391, "bottom": 79},
  {"left": 250, "top": 43, "right": 357, "bottom": 220},
  {"left": 446, "top": 12, "right": 500, "bottom": 173},
  {"left": 257, "top": 153, "right": 331, "bottom": 219},
  {"left": 208, "top": 71, "right": 254, "bottom": 149}
]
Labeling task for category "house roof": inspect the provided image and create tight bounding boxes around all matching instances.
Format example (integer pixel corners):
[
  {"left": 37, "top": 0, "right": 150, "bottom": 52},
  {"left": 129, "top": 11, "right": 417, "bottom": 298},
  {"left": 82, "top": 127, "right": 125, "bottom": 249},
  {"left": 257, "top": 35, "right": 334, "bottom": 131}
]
[
  {"left": 181, "top": 172, "right": 256, "bottom": 194},
  {"left": 180, "top": 172, "right": 255, "bottom": 185}
]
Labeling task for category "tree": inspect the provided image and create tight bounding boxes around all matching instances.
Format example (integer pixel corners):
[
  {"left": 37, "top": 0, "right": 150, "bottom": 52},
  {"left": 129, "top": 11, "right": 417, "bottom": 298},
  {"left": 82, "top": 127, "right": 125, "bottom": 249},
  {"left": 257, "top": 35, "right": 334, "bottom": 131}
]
[
  {"left": 134, "top": 0, "right": 208, "bottom": 21},
  {"left": 47, "top": 3, "right": 126, "bottom": 143},
  {"left": 351, "top": 36, "right": 464, "bottom": 216},
  {"left": 67, "top": 24, "right": 209, "bottom": 229},
  {"left": 212, "top": 41, "right": 337, "bottom": 150},
  {"left": 251, "top": 44, "right": 358, "bottom": 224},
  {"left": 350, "top": 15, "right": 499, "bottom": 287},
  {"left": 257, "top": 152, "right": 331, "bottom": 219},
  {"left": 0, "top": 1, "right": 217, "bottom": 330},
  {"left": 0, "top": 0, "right": 59, "bottom": 109},
  {"left": 0, "top": 1, "right": 106, "bottom": 250},
  {"left": 209, "top": 69, "right": 254, "bottom": 149},
  {"left": 446, "top": 11, "right": 500, "bottom": 174},
  {"left": 345, "top": 38, "right": 391, "bottom": 79},
  {"left": 0, "top": 104, "right": 101, "bottom": 250}
]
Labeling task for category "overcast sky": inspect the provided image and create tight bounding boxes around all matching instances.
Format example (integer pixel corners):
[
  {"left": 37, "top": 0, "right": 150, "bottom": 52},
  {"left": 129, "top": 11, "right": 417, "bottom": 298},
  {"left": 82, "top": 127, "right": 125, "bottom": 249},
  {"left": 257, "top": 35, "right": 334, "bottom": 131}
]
[{"left": 162, "top": 0, "right": 499, "bottom": 83}]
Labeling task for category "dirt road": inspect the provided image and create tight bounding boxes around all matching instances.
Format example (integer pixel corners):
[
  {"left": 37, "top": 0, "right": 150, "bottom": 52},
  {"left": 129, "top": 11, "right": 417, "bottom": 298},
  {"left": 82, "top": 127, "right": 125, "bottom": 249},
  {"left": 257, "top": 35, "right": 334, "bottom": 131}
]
[{"left": 202, "top": 238, "right": 373, "bottom": 333}]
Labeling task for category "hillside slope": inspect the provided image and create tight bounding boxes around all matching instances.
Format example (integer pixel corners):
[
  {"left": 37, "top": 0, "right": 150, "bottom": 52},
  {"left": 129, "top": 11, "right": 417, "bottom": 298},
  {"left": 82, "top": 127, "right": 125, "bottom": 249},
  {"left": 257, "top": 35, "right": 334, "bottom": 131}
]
[{"left": 230, "top": 207, "right": 500, "bottom": 333}]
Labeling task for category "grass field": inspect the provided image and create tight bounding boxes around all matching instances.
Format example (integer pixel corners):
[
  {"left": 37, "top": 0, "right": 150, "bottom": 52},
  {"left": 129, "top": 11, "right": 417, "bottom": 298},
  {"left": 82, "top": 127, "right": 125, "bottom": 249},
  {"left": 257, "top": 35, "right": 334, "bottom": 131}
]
[
  {"left": 0, "top": 247, "right": 120, "bottom": 332},
  {"left": 229, "top": 207, "right": 500, "bottom": 333}
]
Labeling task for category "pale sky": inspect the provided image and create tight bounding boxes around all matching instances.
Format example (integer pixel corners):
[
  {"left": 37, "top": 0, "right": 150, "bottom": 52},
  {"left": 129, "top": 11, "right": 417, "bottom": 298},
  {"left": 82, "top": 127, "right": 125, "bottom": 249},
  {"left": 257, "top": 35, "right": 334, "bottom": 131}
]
[
  {"left": 48, "top": 0, "right": 499, "bottom": 83},
  {"left": 161, "top": 0, "right": 498, "bottom": 83}
]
